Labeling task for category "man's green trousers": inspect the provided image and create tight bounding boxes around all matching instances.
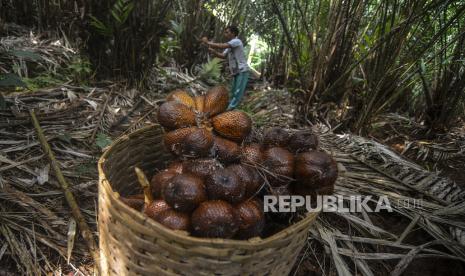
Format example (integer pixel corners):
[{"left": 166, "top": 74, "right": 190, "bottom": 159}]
[{"left": 228, "top": 71, "right": 249, "bottom": 110}]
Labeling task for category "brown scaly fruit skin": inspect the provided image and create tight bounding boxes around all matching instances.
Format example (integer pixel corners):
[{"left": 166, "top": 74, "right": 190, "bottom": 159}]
[
  {"left": 262, "top": 147, "right": 295, "bottom": 186},
  {"left": 120, "top": 194, "right": 145, "bottom": 211},
  {"left": 204, "top": 86, "right": 229, "bottom": 116},
  {"left": 234, "top": 199, "right": 265, "bottom": 239},
  {"left": 155, "top": 209, "right": 191, "bottom": 231},
  {"left": 182, "top": 158, "right": 222, "bottom": 180},
  {"left": 182, "top": 127, "right": 214, "bottom": 157},
  {"left": 288, "top": 130, "right": 319, "bottom": 153},
  {"left": 205, "top": 167, "right": 246, "bottom": 204},
  {"left": 266, "top": 185, "right": 292, "bottom": 221},
  {"left": 163, "top": 127, "right": 197, "bottom": 156},
  {"left": 241, "top": 143, "right": 264, "bottom": 164},
  {"left": 163, "top": 174, "right": 207, "bottom": 212},
  {"left": 151, "top": 170, "right": 177, "bottom": 199},
  {"left": 166, "top": 89, "right": 195, "bottom": 108},
  {"left": 263, "top": 127, "right": 290, "bottom": 148},
  {"left": 191, "top": 200, "right": 238, "bottom": 238},
  {"left": 194, "top": 95, "right": 205, "bottom": 113},
  {"left": 228, "top": 164, "right": 262, "bottom": 198},
  {"left": 144, "top": 199, "right": 172, "bottom": 220},
  {"left": 159, "top": 86, "right": 256, "bottom": 163},
  {"left": 212, "top": 135, "right": 241, "bottom": 163},
  {"left": 294, "top": 151, "right": 338, "bottom": 189},
  {"left": 167, "top": 161, "right": 184, "bottom": 174},
  {"left": 212, "top": 111, "right": 252, "bottom": 142},
  {"left": 164, "top": 127, "right": 214, "bottom": 157},
  {"left": 157, "top": 101, "right": 196, "bottom": 130}
]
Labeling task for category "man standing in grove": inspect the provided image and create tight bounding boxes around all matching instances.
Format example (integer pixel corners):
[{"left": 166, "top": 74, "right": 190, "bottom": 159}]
[{"left": 202, "top": 26, "right": 249, "bottom": 110}]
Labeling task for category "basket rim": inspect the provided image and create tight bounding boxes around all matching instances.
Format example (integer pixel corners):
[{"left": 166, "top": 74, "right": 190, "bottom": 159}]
[{"left": 98, "top": 124, "right": 319, "bottom": 246}]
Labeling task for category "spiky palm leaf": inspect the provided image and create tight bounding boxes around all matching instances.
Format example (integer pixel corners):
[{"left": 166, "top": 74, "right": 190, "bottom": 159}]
[{"left": 197, "top": 57, "right": 223, "bottom": 84}]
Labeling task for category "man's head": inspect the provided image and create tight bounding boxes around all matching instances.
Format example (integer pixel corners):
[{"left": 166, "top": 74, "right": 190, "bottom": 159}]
[{"left": 224, "top": 26, "right": 239, "bottom": 40}]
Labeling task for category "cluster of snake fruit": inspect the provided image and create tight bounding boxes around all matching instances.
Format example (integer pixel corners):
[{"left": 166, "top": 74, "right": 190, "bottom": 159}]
[{"left": 120, "top": 86, "right": 338, "bottom": 239}]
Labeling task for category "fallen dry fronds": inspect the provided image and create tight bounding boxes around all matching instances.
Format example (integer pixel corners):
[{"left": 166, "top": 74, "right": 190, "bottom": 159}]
[
  {"left": 2, "top": 58, "right": 464, "bottom": 275},
  {"left": 224, "top": 84, "right": 465, "bottom": 274},
  {"left": 30, "top": 110, "right": 99, "bottom": 268}
]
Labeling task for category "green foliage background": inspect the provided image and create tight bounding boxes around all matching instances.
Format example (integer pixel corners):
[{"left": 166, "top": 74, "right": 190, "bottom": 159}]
[{"left": 1, "top": 0, "right": 464, "bottom": 133}]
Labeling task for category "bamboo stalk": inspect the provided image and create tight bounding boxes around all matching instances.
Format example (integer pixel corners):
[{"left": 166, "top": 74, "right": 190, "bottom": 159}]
[{"left": 29, "top": 110, "right": 100, "bottom": 272}]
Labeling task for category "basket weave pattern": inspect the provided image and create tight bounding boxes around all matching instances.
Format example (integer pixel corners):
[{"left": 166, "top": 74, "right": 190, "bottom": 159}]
[{"left": 98, "top": 125, "right": 318, "bottom": 275}]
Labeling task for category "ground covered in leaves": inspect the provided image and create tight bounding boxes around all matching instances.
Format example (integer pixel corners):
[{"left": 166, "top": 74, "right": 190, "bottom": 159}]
[{"left": 1, "top": 27, "right": 465, "bottom": 276}]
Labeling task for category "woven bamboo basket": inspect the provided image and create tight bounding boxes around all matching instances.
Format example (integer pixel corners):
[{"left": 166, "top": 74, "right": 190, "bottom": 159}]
[{"left": 98, "top": 124, "right": 319, "bottom": 276}]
